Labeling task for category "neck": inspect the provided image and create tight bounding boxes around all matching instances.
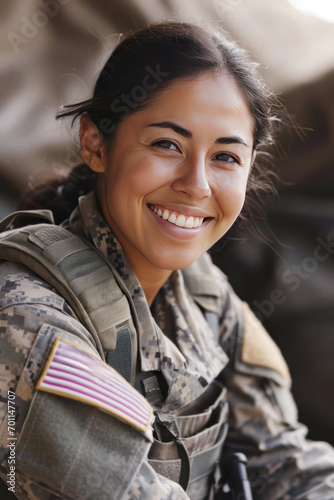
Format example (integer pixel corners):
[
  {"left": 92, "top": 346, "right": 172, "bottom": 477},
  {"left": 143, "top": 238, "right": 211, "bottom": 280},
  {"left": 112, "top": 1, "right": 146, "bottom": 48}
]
[{"left": 130, "top": 261, "right": 172, "bottom": 307}]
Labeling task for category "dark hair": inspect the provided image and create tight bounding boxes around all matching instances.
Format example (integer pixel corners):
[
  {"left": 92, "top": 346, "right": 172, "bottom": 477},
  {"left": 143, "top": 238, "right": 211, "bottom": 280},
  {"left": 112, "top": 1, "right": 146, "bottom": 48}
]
[
  {"left": 19, "top": 164, "right": 96, "bottom": 225},
  {"left": 20, "top": 21, "right": 281, "bottom": 233}
]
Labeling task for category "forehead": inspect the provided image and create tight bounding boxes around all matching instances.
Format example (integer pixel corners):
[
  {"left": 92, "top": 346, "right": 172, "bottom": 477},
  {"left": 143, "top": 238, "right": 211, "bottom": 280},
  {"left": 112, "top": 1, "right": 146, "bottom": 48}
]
[{"left": 122, "top": 71, "right": 254, "bottom": 143}]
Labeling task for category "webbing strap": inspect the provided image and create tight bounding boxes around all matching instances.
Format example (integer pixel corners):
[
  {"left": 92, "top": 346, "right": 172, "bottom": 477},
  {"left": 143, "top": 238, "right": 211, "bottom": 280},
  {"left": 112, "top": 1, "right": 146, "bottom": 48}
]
[
  {"left": 154, "top": 413, "right": 191, "bottom": 491},
  {"left": 0, "top": 238, "right": 102, "bottom": 352},
  {"left": 106, "top": 327, "right": 132, "bottom": 383},
  {"left": 0, "top": 209, "right": 54, "bottom": 232},
  {"left": 149, "top": 418, "right": 228, "bottom": 489},
  {"left": 0, "top": 223, "right": 133, "bottom": 362},
  {"left": 142, "top": 376, "right": 164, "bottom": 407}
]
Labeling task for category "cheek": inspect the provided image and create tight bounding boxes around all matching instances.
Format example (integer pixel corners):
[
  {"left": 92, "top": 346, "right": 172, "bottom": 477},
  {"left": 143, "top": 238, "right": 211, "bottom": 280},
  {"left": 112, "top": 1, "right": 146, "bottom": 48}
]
[
  {"left": 214, "top": 172, "right": 249, "bottom": 215},
  {"left": 104, "top": 156, "right": 170, "bottom": 212},
  {"left": 126, "top": 157, "right": 171, "bottom": 195}
]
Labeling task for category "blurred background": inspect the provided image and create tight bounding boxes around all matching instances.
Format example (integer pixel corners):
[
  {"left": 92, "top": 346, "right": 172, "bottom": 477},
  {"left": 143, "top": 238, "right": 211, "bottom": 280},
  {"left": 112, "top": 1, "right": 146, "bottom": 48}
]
[{"left": 0, "top": 0, "right": 333, "bottom": 444}]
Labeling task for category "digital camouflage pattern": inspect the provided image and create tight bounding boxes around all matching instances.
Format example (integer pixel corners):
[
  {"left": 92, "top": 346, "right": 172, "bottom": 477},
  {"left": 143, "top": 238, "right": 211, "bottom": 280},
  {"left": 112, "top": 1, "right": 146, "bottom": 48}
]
[{"left": 0, "top": 192, "right": 333, "bottom": 499}]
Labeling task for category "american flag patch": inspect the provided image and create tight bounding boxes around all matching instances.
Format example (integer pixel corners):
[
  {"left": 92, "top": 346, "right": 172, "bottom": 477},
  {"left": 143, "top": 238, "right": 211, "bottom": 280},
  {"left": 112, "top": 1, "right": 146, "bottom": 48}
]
[{"left": 36, "top": 338, "right": 153, "bottom": 441}]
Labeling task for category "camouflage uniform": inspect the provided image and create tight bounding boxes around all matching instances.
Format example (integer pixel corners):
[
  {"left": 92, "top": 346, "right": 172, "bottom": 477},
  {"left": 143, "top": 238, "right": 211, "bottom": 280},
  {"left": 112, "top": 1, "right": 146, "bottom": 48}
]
[{"left": 0, "top": 192, "right": 333, "bottom": 499}]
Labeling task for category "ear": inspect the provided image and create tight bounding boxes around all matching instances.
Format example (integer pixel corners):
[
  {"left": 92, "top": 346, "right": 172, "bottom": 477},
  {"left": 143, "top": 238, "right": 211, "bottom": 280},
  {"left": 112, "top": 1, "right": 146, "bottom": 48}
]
[{"left": 80, "top": 114, "right": 107, "bottom": 173}]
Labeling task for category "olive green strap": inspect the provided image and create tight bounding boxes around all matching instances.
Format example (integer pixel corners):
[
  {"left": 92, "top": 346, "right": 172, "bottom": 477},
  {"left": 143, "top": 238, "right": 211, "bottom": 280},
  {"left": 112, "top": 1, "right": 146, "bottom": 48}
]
[
  {"left": 154, "top": 412, "right": 191, "bottom": 491},
  {"left": 149, "top": 419, "right": 228, "bottom": 487},
  {"left": 0, "top": 222, "right": 133, "bottom": 362},
  {"left": 0, "top": 209, "right": 54, "bottom": 231}
]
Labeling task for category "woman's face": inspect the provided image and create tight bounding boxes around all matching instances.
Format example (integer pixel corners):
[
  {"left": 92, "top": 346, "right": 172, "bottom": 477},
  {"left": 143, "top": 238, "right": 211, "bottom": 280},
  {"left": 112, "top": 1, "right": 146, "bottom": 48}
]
[{"left": 97, "top": 72, "right": 255, "bottom": 272}]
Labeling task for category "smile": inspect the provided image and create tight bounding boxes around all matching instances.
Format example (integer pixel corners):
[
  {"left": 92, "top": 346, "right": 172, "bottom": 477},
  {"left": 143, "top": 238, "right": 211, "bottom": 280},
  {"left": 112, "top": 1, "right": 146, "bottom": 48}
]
[{"left": 149, "top": 204, "right": 207, "bottom": 229}]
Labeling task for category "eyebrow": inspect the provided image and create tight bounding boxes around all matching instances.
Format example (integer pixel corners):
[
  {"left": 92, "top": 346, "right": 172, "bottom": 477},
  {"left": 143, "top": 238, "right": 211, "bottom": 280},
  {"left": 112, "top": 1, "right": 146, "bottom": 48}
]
[
  {"left": 146, "top": 121, "right": 249, "bottom": 148},
  {"left": 147, "top": 121, "right": 191, "bottom": 138}
]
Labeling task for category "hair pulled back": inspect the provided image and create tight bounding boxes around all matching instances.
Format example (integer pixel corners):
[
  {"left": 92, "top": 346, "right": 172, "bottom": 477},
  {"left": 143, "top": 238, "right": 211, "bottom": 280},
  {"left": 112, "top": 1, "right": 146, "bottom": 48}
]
[{"left": 21, "top": 21, "right": 280, "bottom": 233}]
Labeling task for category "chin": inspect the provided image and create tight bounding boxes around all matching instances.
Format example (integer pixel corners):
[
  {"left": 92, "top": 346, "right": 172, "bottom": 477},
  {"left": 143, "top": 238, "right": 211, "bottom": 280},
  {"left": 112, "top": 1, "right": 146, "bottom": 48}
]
[{"left": 149, "top": 250, "right": 203, "bottom": 272}]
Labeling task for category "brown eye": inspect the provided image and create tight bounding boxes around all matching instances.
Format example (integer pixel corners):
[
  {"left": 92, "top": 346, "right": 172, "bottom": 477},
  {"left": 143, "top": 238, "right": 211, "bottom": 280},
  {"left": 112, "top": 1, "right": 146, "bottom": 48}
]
[
  {"left": 213, "top": 153, "right": 240, "bottom": 164},
  {"left": 152, "top": 140, "right": 179, "bottom": 151}
]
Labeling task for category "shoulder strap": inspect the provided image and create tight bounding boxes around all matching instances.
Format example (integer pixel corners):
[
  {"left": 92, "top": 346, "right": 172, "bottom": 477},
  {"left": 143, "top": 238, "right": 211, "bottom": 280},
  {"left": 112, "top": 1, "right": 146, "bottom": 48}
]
[
  {"left": 0, "top": 211, "right": 137, "bottom": 383},
  {"left": 0, "top": 209, "right": 54, "bottom": 231}
]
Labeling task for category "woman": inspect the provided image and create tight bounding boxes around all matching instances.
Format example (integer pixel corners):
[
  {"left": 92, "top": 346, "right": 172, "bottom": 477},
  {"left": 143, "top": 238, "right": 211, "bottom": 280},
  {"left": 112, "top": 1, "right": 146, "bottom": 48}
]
[{"left": 0, "top": 22, "right": 333, "bottom": 500}]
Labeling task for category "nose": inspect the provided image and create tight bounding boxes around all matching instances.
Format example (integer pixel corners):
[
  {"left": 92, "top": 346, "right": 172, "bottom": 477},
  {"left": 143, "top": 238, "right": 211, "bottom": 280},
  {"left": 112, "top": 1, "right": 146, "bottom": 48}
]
[{"left": 171, "top": 157, "right": 212, "bottom": 200}]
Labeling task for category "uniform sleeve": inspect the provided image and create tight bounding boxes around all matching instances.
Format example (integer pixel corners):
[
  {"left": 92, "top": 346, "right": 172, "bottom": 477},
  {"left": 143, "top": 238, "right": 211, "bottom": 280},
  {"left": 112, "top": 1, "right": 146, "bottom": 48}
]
[
  {"left": 0, "top": 264, "right": 189, "bottom": 500},
  {"left": 124, "top": 462, "right": 188, "bottom": 500},
  {"left": 219, "top": 287, "right": 334, "bottom": 500}
]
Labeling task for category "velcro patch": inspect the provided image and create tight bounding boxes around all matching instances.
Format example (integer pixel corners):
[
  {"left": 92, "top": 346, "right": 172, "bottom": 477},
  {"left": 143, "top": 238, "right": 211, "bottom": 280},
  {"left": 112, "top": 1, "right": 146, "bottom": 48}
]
[
  {"left": 241, "top": 302, "right": 291, "bottom": 387},
  {"left": 36, "top": 338, "right": 153, "bottom": 441}
]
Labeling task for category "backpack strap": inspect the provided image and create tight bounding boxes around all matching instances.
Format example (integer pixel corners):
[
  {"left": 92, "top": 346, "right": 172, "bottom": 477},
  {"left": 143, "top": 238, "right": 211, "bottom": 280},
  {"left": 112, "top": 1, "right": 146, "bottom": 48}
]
[
  {"left": 0, "top": 209, "right": 55, "bottom": 231},
  {"left": 0, "top": 213, "right": 138, "bottom": 384}
]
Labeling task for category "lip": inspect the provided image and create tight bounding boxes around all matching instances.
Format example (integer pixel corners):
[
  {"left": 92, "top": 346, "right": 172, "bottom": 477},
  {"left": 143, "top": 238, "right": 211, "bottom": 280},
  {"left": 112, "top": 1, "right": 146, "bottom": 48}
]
[{"left": 147, "top": 204, "right": 213, "bottom": 240}]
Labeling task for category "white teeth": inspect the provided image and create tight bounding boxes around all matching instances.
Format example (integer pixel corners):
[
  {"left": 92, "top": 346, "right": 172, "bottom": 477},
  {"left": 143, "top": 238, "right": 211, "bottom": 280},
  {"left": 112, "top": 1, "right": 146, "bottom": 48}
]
[
  {"left": 185, "top": 216, "right": 194, "bottom": 228},
  {"left": 168, "top": 212, "right": 176, "bottom": 224},
  {"left": 175, "top": 214, "right": 186, "bottom": 227},
  {"left": 151, "top": 205, "right": 205, "bottom": 229}
]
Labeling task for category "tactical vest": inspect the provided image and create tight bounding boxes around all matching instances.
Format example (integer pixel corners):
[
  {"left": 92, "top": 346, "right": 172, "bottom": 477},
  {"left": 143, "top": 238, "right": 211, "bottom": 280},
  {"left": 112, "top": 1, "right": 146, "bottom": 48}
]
[{"left": 0, "top": 210, "right": 232, "bottom": 498}]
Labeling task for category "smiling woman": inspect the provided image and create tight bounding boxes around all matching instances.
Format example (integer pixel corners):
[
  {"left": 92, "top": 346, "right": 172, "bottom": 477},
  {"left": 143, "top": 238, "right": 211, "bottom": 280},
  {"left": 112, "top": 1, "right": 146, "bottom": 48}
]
[
  {"left": 81, "top": 73, "right": 254, "bottom": 303},
  {"left": 1, "top": 21, "right": 334, "bottom": 500}
]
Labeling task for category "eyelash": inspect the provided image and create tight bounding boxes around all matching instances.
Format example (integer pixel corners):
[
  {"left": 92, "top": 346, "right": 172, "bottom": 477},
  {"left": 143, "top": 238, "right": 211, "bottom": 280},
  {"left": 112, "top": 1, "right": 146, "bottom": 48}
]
[
  {"left": 213, "top": 153, "right": 240, "bottom": 165},
  {"left": 151, "top": 140, "right": 240, "bottom": 165},
  {"left": 151, "top": 140, "right": 179, "bottom": 152}
]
